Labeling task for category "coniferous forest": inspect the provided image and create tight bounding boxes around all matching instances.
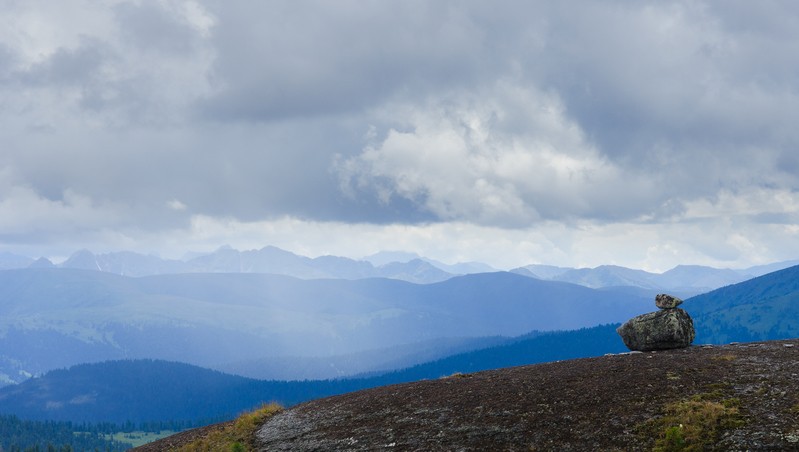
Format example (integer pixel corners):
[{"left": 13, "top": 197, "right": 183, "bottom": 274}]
[
  {"left": 0, "top": 415, "right": 200, "bottom": 451},
  {"left": 1, "top": 415, "right": 121, "bottom": 451}
]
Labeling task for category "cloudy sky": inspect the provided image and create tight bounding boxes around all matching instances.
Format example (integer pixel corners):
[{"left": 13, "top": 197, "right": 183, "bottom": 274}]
[{"left": 1, "top": 0, "right": 798, "bottom": 271}]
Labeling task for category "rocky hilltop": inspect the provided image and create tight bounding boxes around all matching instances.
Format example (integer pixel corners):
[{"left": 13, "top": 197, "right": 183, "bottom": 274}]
[{"left": 140, "top": 339, "right": 799, "bottom": 450}]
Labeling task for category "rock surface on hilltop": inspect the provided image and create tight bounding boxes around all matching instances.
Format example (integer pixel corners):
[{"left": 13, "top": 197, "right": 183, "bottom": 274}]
[
  {"left": 255, "top": 340, "right": 799, "bottom": 451},
  {"left": 137, "top": 340, "right": 799, "bottom": 451}
]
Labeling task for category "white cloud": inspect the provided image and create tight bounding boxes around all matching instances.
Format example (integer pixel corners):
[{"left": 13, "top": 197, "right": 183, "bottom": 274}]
[
  {"left": 337, "top": 80, "right": 655, "bottom": 226},
  {"left": 167, "top": 199, "right": 188, "bottom": 211},
  {"left": 681, "top": 188, "right": 799, "bottom": 221}
]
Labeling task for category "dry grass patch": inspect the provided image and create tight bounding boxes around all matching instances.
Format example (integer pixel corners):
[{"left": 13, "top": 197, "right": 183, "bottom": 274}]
[
  {"left": 176, "top": 403, "right": 282, "bottom": 452},
  {"left": 711, "top": 354, "right": 737, "bottom": 362}
]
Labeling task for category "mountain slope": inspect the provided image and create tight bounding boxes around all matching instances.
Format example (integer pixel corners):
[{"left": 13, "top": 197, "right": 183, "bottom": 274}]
[
  {"left": 0, "top": 360, "right": 276, "bottom": 423},
  {"left": 143, "top": 339, "right": 799, "bottom": 451},
  {"left": 364, "top": 324, "right": 625, "bottom": 382},
  {"left": 212, "top": 335, "right": 509, "bottom": 381},
  {"left": 684, "top": 264, "right": 799, "bottom": 343}
]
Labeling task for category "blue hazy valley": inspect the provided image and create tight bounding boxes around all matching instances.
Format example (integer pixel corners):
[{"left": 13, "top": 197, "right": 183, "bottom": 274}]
[{"left": 1, "top": 247, "right": 799, "bottom": 449}]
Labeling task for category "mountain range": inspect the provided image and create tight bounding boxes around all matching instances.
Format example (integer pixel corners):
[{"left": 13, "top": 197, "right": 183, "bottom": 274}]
[
  {"left": 512, "top": 262, "right": 799, "bottom": 297},
  {"left": 2, "top": 245, "right": 798, "bottom": 387},
  {"left": 0, "top": 268, "right": 651, "bottom": 387},
  {"left": 3, "top": 246, "right": 797, "bottom": 293}
]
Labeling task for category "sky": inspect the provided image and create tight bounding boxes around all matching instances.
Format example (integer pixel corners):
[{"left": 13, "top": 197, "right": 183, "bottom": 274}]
[{"left": 1, "top": 0, "right": 799, "bottom": 272}]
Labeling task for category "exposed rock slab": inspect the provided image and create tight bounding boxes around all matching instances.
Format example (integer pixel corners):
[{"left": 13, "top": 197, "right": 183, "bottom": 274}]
[
  {"left": 252, "top": 340, "right": 799, "bottom": 451},
  {"left": 616, "top": 308, "right": 695, "bottom": 351}
]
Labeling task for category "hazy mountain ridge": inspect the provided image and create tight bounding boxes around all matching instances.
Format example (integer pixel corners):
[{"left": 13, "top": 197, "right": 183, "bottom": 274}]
[
  {"left": 5, "top": 246, "right": 795, "bottom": 293},
  {"left": 1, "top": 255, "right": 796, "bottom": 389},
  {"left": 0, "top": 252, "right": 34, "bottom": 270},
  {"left": 56, "top": 247, "right": 456, "bottom": 284},
  {"left": 0, "top": 268, "right": 651, "bottom": 387},
  {"left": 512, "top": 261, "right": 799, "bottom": 296}
]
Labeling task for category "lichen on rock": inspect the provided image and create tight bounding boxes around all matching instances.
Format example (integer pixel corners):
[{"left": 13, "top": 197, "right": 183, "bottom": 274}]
[
  {"left": 617, "top": 293, "right": 695, "bottom": 352},
  {"left": 655, "top": 293, "right": 683, "bottom": 310}
]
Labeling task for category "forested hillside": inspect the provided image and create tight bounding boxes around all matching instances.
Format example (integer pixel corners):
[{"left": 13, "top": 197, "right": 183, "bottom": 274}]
[
  {"left": 0, "top": 325, "right": 624, "bottom": 424},
  {"left": 685, "top": 264, "right": 799, "bottom": 343},
  {"left": 0, "top": 415, "right": 132, "bottom": 451}
]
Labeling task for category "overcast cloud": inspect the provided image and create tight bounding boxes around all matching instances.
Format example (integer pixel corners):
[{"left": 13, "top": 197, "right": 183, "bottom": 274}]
[{"left": 1, "top": 0, "right": 799, "bottom": 271}]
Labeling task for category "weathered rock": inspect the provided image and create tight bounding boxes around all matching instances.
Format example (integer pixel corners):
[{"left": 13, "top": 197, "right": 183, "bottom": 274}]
[
  {"left": 655, "top": 293, "right": 683, "bottom": 310},
  {"left": 616, "top": 308, "right": 695, "bottom": 351}
]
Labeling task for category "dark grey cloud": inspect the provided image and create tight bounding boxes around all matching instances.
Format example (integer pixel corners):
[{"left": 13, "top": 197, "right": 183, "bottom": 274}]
[
  {"left": 1, "top": 0, "right": 799, "bottom": 268},
  {"left": 114, "top": 2, "right": 202, "bottom": 55},
  {"left": 199, "top": 1, "right": 501, "bottom": 121},
  {"left": 0, "top": 44, "right": 19, "bottom": 82},
  {"left": 21, "top": 40, "right": 107, "bottom": 86},
  {"left": 535, "top": 1, "right": 799, "bottom": 160}
]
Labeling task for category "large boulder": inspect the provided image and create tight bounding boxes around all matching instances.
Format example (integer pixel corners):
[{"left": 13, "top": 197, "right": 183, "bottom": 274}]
[{"left": 616, "top": 308, "right": 695, "bottom": 351}]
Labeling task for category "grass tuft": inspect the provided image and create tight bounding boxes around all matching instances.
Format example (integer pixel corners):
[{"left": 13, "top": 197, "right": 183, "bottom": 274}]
[
  {"left": 711, "top": 354, "right": 737, "bottom": 362},
  {"left": 638, "top": 391, "right": 743, "bottom": 451},
  {"left": 441, "top": 372, "right": 472, "bottom": 379},
  {"left": 176, "top": 402, "right": 282, "bottom": 452}
]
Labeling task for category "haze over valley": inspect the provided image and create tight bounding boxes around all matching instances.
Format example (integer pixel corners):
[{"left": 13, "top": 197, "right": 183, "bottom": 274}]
[{"left": 1, "top": 246, "right": 798, "bottom": 389}]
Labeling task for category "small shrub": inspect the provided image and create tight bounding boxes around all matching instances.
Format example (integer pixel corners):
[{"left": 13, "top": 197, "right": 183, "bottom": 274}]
[{"left": 661, "top": 425, "right": 686, "bottom": 449}]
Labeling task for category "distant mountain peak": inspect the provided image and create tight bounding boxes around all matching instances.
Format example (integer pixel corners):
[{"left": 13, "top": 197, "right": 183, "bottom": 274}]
[
  {"left": 363, "top": 250, "right": 421, "bottom": 267},
  {"left": 61, "top": 249, "right": 101, "bottom": 271},
  {"left": 28, "top": 257, "right": 55, "bottom": 268}
]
